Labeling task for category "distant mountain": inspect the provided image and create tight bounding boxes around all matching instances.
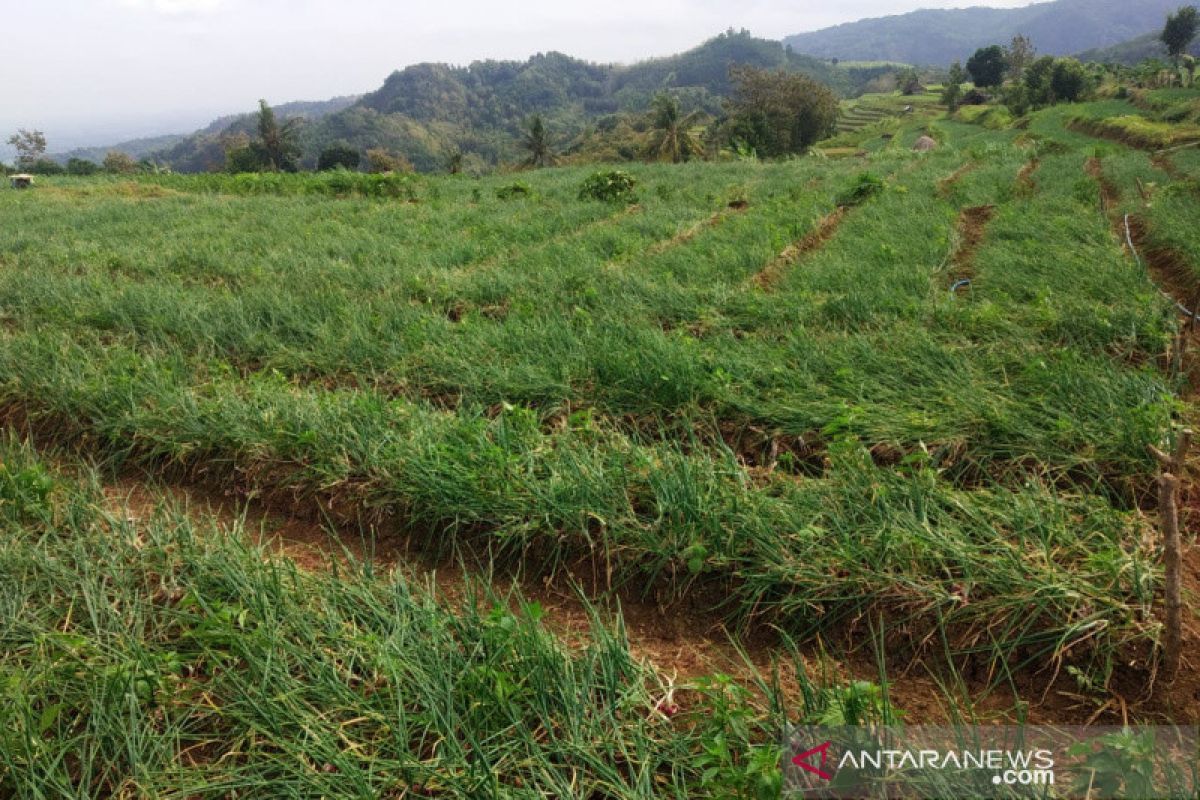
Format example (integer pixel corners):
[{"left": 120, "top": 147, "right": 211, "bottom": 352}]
[
  {"left": 53, "top": 133, "right": 187, "bottom": 166},
  {"left": 783, "top": 0, "right": 1183, "bottom": 66},
  {"left": 1076, "top": 30, "right": 1200, "bottom": 65},
  {"left": 154, "top": 32, "right": 885, "bottom": 173},
  {"left": 52, "top": 96, "right": 359, "bottom": 168}
]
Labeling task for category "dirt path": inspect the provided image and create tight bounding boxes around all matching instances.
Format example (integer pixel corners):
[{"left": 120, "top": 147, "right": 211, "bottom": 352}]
[
  {"left": 936, "top": 161, "right": 977, "bottom": 197},
  {"left": 752, "top": 206, "right": 848, "bottom": 290},
  {"left": 97, "top": 476, "right": 858, "bottom": 707},
  {"left": 1016, "top": 157, "right": 1040, "bottom": 196},
  {"left": 946, "top": 204, "right": 996, "bottom": 287},
  {"left": 90, "top": 465, "right": 1200, "bottom": 726}
]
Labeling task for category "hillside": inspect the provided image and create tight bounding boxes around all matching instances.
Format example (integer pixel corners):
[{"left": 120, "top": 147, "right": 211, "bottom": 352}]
[
  {"left": 55, "top": 96, "right": 359, "bottom": 169},
  {"left": 150, "top": 32, "right": 887, "bottom": 173},
  {"left": 1077, "top": 30, "right": 1200, "bottom": 65},
  {"left": 783, "top": 0, "right": 1182, "bottom": 66},
  {"left": 52, "top": 133, "right": 187, "bottom": 166}
]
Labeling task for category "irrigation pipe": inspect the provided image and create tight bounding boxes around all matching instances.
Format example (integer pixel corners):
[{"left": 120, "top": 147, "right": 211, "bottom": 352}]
[
  {"left": 949, "top": 279, "right": 972, "bottom": 294},
  {"left": 1124, "top": 213, "right": 1200, "bottom": 322},
  {"left": 1154, "top": 140, "right": 1200, "bottom": 155}
]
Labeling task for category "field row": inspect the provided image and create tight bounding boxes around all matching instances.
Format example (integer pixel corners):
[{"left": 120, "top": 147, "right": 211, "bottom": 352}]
[{"left": 0, "top": 109, "right": 1191, "bottom": 673}]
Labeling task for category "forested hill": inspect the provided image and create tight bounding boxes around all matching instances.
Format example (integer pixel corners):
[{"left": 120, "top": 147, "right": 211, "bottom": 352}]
[
  {"left": 148, "top": 32, "right": 887, "bottom": 173},
  {"left": 57, "top": 96, "right": 360, "bottom": 169},
  {"left": 1076, "top": 30, "right": 1200, "bottom": 66},
  {"left": 783, "top": 0, "right": 1182, "bottom": 66}
]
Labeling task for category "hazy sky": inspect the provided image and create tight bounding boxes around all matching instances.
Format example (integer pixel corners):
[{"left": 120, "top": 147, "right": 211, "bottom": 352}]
[{"left": 2, "top": 0, "right": 1041, "bottom": 151}]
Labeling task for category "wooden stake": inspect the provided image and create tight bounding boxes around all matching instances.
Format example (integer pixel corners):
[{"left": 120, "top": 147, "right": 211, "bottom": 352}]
[{"left": 1150, "top": 429, "right": 1192, "bottom": 678}]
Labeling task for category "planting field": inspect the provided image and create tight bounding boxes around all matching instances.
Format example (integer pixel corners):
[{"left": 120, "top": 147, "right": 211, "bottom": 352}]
[{"left": 2, "top": 100, "right": 1199, "bottom": 796}]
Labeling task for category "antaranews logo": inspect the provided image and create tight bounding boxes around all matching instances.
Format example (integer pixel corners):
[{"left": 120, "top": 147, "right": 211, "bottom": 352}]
[
  {"left": 791, "top": 741, "right": 835, "bottom": 781},
  {"left": 782, "top": 725, "right": 1198, "bottom": 800}
]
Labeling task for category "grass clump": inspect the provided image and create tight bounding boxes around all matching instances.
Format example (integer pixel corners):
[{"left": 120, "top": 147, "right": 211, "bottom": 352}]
[
  {"left": 495, "top": 181, "right": 533, "bottom": 200},
  {"left": 0, "top": 437, "right": 891, "bottom": 799},
  {"left": 1068, "top": 113, "right": 1200, "bottom": 150},
  {"left": 835, "top": 171, "right": 885, "bottom": 206},
  {"left": 579, "top": 169, "right": 638, "bottom": 203},
  {"left": 955, "top": 105, "right": 1014, "bottom": 130}
]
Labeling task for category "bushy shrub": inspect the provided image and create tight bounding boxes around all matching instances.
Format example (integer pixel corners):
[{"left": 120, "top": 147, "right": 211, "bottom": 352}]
[
  {"left": 157, "top": 171, "right": 419, "bottom": 200},
  {"left": 495, "top": 182, "right": 533, "bottom": 200},
  {"left": 103, "top": 151, "right": 138, "bottom": 175},
  {"left": 30, "top": 159, "right": 64, "bottom": 176},
  {"left": 955, "top": 105, "right": 1013, "bottom": 129},
  {"left": 317, "top": 145, "right": 361, "bottom": 172},
  {"left": 66, "top": 158, "right": 100, "bottom": 176},
  {"left": 365, "top": 148, "right": 413, "bottom": 174},
  {"left": 836, "top": 172, "right": 884, "bottom": 207},
  {"left": 578, "top": 170, "right": 637, "bottom": 203}
]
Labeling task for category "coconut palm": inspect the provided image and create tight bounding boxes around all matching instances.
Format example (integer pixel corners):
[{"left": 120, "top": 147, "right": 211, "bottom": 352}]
[
  {"left": 646, "top": 94, "right": 704, "bottom": 163},
  {"left": 522, "top": 115, "right": 555, "bottom": 168}
]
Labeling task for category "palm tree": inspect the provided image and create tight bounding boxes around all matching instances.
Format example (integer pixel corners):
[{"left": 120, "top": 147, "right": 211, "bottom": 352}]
[
  {"left": 522, "top": 115, "right": 555, "bottom": 168},
  {"left": 256, "top": 100, "right": 301, "bottom": 172},
  {"left": 646, "top": 94, "right": 704, "bottom": 163}
]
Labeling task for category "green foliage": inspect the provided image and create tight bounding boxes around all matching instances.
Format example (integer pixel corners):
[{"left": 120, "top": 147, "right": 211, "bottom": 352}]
[
  {"left": 783, "top": 0, "right": 1186, "bottom": 67},
  {"left": 0, "top": 457, "right": 54, "bottom": 525},
  {"left": 1161, "top": 5, "right": 1200, "bottom": 60},
  {"left": 65, "top": 158, "right": 100, "bottom": 176},
  {"left": 942, "top": 62, "right": 966, "bottom": 110},
  {"left": 495, "top": 181, "right": 533, "bottom": 200},
  {"left": 225, "top": 144, "right": 264, "bottom": 174},
  {"left": 1067, "top": 729, "right": 1160, "bottom": 798},
  {"left": 896, "top": 66, "right": 922, "bottom": 95},
  {"left": 0, "top": 443, "right": 807, "bottom": 798},
  {"left": 1022, "top": 56, "right": 1093, "bottom": 108},
  {"left": 140, "top": 170, "right": 420, "bottom": 199},
  {"left": 955, "top": 104, "right": 1014, "bottom": 128},
  {"left": 145, "top": 33, "right": 866, "bottom": 175},
  {"left": 29, "top": 159, "right": 64, "bottom": 176},
  {"left": 578, "top": 169, "right": 637, "bottom": 202},
  {"left": 1006, "top": 34, "right": 1037, "bottom": 80},
  {"left": 102, "top": 151, "right": 138, "bottom": 175},
  {"left": 256, "top": 99, "right": 302, "bottom": 172},
  {"left": 967, "top": 45, "right": 1008, "bottom": 88},
  {"left": 316, "top": 144, "right": 361, "bottom": 171},
  {"left": 522, "top": 114, "right": 555, "bottom": 168},
  {"left": 646, "top": 93, "right": 705, "bottom": 163},
  {"left": 1024, "top": 55, "right": 1058, "bottom": 107},
  {"left": 1050, "top": 58, "right": 1092, "bottom": 103},
  {"left": 725, "top": 65, "right": 838, "bottom": 157},
  {"left": 0, "top": 127, "right": 1187, "bottom": 715},
  {"left": 835, "top": 171, "right": 884, "bottom": 206},
  {"left": 6, "top": 129, "right": 47, "bottom": 169}
]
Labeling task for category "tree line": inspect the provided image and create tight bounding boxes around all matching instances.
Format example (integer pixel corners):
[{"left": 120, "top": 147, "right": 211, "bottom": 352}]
[
  {"left": 941, "top": 5, "right": 1198, "bottom": 113},
  {"left": 4, "top": 130, "right": 157, "bottom": 176},
  {"left": 168, "top": 65, "right": 842, "bottom": 178}
]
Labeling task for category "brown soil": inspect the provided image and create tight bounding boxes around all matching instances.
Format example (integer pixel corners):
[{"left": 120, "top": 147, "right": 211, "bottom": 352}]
[
  {"left": 1079, "top": 156, "right": 1200, "bottom": 723},
  {"left": 644, "top": 203, "right": 750, "bottom": 257},
  {"left": 96, "top": 475, "right": 855, "bottom": 711},
  {"left": 1087, "top": 157, "right": 1200, "bottom": 389},
  {"left": 1086, "top": 156, "right": 1121, "bottom": 214},
  {"left": 90, "top": 467, "right": 1199, "bottom": 726},
  {"left": 466, "top": 203, "right": 642, "bottom": 274},
  {"left": 1016, "top": 157, "right": 1041, "bottom": 196},
  {"left": 946, "top": 204, "right": 996, "bottom": 286},
  {"left": 936, "top": 162, "right": 977, "bottom": 197},
  {"left": 752, "top": 206, "right": 848, "bottom": 290},
  {"left": 1151, "top": 152, "right": 1185, "bottom": 181}
]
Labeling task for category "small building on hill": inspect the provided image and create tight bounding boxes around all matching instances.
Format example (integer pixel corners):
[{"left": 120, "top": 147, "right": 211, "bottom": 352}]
[{"left": 10, "top": 174, "right": 33, "bottom": 189}]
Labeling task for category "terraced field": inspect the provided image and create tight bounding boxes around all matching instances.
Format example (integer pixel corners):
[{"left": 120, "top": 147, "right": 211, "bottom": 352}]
[{"left": 2, "top": 98, "right": 1199, "bottom": 797}]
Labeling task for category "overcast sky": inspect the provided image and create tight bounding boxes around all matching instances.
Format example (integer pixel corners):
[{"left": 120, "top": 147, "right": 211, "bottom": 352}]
[{"left": 2, "top": 0, "right": 1041, "bottom": 152}]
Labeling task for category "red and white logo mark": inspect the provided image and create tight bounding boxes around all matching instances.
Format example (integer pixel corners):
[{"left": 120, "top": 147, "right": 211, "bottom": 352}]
[{"left": 792, "top": 741, "right": 835, "bottom": 781}]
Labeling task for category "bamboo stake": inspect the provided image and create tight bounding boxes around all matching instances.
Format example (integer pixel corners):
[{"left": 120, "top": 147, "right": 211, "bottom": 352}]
[{"left": 1150, "top": 429, "right": 1192, "bottom": 678}]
